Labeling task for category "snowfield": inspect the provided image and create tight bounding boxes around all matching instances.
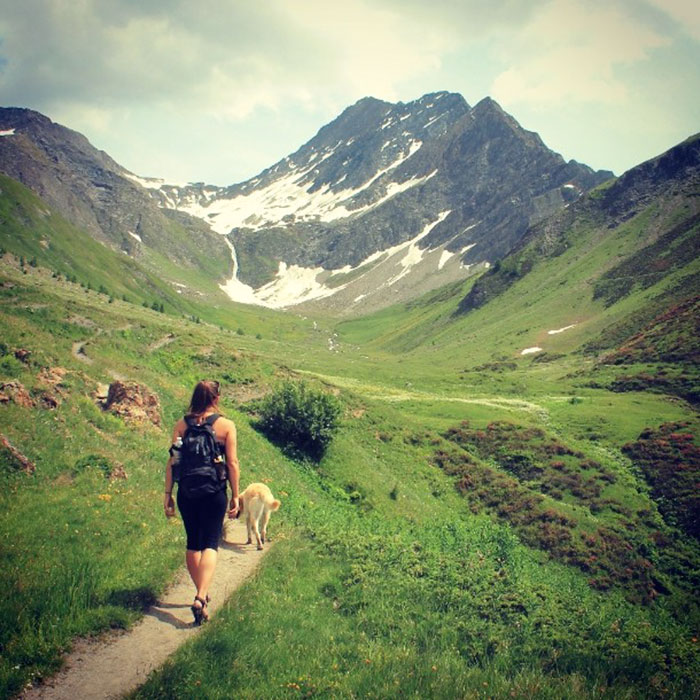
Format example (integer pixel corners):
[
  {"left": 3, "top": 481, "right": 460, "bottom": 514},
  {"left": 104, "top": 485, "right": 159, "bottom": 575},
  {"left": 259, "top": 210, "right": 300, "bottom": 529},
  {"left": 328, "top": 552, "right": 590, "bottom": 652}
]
[{"left": 167, "top": 140, "right": 426, "bottom": 235}]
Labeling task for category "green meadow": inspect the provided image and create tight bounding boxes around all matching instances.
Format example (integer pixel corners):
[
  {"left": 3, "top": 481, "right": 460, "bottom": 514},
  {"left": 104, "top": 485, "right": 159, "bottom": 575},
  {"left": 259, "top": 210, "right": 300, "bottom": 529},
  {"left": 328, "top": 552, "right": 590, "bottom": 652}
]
[{"left": 0, "top": 176, "right": 698, "bottom": 698}]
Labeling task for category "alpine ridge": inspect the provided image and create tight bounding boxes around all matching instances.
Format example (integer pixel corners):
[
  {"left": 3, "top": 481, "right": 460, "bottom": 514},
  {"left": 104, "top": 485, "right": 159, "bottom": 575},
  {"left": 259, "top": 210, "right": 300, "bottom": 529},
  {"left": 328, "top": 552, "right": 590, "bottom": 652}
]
[
  {"left": 0, "top": 107, "right": 232, "bottom": 287},
  {"left": 0, "top": 93, "right": 613, "bottom": 315},
  {"left": 137, "top": 92, "right": 613, "bottom": 314}
]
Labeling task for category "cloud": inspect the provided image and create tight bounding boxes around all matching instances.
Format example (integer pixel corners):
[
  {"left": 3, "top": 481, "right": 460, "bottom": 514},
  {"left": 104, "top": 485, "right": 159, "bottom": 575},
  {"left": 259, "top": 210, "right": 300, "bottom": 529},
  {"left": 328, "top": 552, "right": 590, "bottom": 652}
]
[
  {"left": 0, "top": 0, "right": 463, "bottom": 120},
  {"left": 0, "top": 0, "right": 696, "bottom": 182},
  {"left": 645, "top": 0, "right": 700, "bottom": 41},
  {"left": 490, "top": 0, "right": 670, "bottom": 109}
]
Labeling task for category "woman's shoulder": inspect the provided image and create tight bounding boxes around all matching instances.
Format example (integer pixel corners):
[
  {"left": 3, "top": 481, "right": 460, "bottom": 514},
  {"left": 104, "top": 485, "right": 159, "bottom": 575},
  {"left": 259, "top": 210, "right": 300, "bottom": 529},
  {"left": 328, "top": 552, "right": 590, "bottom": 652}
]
[{"left": 214, "top": 414, "right": 236, "bottom": 430}]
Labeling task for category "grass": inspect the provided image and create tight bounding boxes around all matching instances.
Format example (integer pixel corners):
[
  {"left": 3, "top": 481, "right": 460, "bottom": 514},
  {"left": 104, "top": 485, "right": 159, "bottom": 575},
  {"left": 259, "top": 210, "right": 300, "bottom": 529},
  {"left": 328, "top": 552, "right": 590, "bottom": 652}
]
[{"left": 0, "top": 176, "right": 699, "bottom": 698}]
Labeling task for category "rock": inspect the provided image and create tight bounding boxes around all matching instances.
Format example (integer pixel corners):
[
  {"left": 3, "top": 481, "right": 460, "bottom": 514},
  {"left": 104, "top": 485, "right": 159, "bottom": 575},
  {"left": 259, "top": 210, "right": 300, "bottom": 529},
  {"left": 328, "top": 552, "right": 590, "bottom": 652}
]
[
  {"left": 93, "top": 382, "right": 110, "bottom": 403},
  {"left": 37, "top": 391, "right": 60, "bottom": 409},
  {"left": 0, "top": 434, "right": 36, "bottom": 474},
  {"left": 35, "top": 367, "right": 68, "bottom": 408},
  {"left": 108, "top": 462, "right": 128, "bottom": 481},
  {"left": 104, "top": 381, "right": 161, "bottom": 426},
  {"left": 38, "top": 366, "right": 68, "bottom": 388},
  {"left": 14, "top": 348, "right": 31, "bottom": 363},
  {"left": 0, "top": 381, "right": 35, "bottom": 408}
]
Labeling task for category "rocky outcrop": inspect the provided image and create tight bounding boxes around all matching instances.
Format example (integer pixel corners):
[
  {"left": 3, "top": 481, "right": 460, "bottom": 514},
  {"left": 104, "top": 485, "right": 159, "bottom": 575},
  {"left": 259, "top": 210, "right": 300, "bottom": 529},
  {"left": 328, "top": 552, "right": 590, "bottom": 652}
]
[
  {"left": 0, "top": 434, "right": 36, "bottom": 474},
  {"left": 0, "top": 380, "right": 35, "bottom": 408},
  {"left": 456, "top": 134, "right": 700, "bottom": 317},
  {"left": 104, "top": 381, "right": 161, "bottom": 426}
]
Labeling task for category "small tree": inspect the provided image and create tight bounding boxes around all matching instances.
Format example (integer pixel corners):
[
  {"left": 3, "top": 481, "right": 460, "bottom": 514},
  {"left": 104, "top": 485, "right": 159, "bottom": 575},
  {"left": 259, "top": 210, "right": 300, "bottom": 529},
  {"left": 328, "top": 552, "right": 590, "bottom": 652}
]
[{"left": 258, "top": 381, "right": 341, "bottom": 460}]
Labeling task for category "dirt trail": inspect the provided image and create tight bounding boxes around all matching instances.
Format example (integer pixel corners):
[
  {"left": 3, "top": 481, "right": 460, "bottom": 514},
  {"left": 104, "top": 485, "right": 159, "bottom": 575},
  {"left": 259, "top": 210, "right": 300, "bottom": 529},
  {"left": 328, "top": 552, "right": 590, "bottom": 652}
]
[
  {"left": 23, "top": 520, "right": 267, "bottom": 700},
  {"left": 147, "top": 333, "right": 177, "bottom": 352},
  {"left": 71, "top": 340, "right": 93, "bottom": 364}
]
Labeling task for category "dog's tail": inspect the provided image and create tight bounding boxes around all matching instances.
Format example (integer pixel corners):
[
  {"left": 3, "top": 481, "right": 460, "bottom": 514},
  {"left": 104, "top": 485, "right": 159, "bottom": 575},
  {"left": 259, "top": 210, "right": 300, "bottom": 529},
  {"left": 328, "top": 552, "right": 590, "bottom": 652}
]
[{"left": 270, "top": 499, "right": 281, "bottom": 511}]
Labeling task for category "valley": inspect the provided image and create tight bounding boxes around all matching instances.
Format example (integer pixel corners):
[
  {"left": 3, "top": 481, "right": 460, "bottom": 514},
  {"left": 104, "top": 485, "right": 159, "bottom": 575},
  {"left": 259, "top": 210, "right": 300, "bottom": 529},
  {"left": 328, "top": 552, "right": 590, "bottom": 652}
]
[{"left": 0, "top": 100, "right": 698, "bottom": 698}]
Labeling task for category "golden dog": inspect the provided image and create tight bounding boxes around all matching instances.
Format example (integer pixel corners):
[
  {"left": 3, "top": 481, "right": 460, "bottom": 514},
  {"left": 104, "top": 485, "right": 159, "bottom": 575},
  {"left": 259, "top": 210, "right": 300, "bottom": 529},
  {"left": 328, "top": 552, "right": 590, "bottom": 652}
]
[{"left": 236, "top": 483, "right": 281, "bottom": 550}]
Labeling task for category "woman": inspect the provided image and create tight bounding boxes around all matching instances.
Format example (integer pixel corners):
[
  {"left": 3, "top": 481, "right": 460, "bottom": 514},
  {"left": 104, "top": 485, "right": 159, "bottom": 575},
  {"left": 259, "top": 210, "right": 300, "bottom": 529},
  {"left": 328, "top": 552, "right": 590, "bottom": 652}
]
[{"left": 164, "top": 380, "right": 240, "bottom": 624}]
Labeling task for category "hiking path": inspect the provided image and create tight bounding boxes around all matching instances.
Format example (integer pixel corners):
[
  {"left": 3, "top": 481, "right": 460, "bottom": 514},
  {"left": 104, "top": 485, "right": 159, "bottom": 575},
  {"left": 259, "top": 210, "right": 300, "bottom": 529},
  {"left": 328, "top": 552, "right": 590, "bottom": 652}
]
[{"left": 22, "top": 519, "right": 266, "bottom": 700}]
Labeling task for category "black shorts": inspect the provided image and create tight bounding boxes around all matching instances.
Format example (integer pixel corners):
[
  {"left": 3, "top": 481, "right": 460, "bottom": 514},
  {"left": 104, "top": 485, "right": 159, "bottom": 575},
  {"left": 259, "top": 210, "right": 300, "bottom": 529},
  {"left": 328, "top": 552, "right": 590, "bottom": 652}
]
[{"left": 177, "top": 487, "right": 227, "bottom": 551}]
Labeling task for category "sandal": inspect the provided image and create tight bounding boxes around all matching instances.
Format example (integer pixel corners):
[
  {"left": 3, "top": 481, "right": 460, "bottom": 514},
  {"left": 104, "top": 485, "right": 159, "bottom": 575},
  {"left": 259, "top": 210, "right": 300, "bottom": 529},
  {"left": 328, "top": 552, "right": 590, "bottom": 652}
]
[{"left": 191, "top": 595, "right": 209, "bottom": 626}]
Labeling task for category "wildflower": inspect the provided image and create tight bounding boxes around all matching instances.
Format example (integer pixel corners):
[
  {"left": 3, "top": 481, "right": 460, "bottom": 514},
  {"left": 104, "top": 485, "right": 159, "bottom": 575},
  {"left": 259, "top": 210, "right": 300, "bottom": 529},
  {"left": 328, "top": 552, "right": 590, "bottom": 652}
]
[{"left": 97, "top": 493, "right": 112, "bottom": 502}]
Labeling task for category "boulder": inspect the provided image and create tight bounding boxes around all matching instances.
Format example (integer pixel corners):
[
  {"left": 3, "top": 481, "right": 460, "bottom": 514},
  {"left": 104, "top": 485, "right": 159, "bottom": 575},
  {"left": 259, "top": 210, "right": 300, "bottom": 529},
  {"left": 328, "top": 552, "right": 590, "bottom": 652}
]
[
  {"left": 0, "top": 381, "right": 35, "bottom": 408},
  {"left": 104, "top": 381, "right": 161, "bottom": 426}
]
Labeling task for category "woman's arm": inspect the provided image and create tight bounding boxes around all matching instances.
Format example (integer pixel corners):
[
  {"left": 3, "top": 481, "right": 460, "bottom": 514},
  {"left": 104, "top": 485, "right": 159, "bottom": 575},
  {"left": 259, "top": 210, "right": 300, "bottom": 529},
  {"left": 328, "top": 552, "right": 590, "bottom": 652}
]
[{"left": 225, "top": 420, "right": 240, "bottom": 517}]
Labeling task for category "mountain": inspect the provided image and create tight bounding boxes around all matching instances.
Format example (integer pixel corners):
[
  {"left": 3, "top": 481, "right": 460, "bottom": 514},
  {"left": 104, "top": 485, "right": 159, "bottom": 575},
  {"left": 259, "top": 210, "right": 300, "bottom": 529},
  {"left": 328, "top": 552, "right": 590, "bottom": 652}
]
[
  {"left": 456, "top": 133, "right": 700, "bottom": 318},
  {"left": 334, "top": 133, "right": 699, "bottom": 375},
  {"left": 142, "top": 92, "right": 613, "bottom": 314},
  {"left": 0, "top": 108, "right": 232, "bottom": 288}
]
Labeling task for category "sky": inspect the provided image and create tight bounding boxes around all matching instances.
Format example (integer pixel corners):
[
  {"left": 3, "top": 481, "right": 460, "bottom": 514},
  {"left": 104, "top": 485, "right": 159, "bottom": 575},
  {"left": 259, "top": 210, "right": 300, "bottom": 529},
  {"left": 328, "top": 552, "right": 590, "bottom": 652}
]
[{"left": 1, "top": 0, "right": 698, "bottom": 185}]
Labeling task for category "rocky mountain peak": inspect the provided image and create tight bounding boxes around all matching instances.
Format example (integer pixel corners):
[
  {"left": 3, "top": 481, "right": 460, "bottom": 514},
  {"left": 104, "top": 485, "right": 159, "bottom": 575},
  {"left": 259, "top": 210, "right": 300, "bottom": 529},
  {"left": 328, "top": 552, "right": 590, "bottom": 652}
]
[
  {"left": 141, "top": 91, "right": 613, "bottom": 314},
  {"left": 0, "top": 94, "right": 616, "bottom": 317}
]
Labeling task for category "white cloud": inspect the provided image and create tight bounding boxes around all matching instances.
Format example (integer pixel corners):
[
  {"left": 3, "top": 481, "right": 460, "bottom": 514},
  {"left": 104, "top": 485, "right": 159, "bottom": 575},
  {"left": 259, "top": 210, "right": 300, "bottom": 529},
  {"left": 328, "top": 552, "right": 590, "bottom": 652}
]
[
  {"left": 645, "top": 0, "right": 700, "bottom": 41},
  {"left": 491, "top": 0, "right": 670, "bottom": 108},
  {"left": 0, "top": 0, "right": 460, "bottom": 121},
  {"left": 0, "top": 0, "right": 696, "bottom": 182}
]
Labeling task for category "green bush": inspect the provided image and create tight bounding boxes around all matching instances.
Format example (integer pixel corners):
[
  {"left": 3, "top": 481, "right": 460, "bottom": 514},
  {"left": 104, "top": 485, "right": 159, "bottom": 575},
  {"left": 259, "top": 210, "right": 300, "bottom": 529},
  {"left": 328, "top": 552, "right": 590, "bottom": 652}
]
[{"left": 258, "top": 381, "right": 341, "bottom": 459}]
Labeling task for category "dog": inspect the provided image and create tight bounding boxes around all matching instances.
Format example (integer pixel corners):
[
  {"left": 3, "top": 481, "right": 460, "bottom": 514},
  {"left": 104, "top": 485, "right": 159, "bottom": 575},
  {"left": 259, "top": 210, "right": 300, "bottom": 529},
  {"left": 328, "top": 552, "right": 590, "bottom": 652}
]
[{"left": 235, "top": 482, "right": 281, "bottom": 550}]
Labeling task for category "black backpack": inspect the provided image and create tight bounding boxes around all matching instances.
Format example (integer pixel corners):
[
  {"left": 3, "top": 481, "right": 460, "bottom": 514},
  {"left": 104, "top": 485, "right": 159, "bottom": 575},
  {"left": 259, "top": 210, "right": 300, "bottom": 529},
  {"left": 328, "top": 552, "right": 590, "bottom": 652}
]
[{"left": 174, "top": 414, "right": 227, "bottom": 499}]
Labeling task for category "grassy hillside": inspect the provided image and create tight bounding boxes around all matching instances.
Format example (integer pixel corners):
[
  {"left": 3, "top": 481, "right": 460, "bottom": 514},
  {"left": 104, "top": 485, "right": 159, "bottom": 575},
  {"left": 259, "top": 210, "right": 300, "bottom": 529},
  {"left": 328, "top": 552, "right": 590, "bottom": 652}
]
[
  {"left": 0, "top": 174, "right": 316, "bottom": 340},
  {"left": 1, "top": 137, "right": 699, "bottom": 698},
  {"left": 1, "top": 245, "right": 698, "bottom": 698}
]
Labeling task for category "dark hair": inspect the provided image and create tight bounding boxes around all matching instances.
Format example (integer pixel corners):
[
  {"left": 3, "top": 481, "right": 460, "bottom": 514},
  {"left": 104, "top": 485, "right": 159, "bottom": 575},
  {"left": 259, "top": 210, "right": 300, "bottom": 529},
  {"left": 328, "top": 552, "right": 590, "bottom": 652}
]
[{"left": 187, "top": 380, "right": 220, "bottom": 416}]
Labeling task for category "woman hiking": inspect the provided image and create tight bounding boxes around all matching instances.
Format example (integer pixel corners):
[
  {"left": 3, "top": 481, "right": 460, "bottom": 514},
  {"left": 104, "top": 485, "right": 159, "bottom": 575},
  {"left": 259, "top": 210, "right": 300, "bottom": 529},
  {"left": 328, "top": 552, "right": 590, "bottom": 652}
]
[{"left": 163, "top": 380, "right": 240, "bottom": 624}]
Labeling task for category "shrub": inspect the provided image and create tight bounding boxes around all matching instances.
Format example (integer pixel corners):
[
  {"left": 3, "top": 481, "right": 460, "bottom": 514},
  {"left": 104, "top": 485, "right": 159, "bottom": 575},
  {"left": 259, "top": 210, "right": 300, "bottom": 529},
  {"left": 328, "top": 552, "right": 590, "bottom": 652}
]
[{"left": 258, "top": 381, "right": 341, "bottom": 459}]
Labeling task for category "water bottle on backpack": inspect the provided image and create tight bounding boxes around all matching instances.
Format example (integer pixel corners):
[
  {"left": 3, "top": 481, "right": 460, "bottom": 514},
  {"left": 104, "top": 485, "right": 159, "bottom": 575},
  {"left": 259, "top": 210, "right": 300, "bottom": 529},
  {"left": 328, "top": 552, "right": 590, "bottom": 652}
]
[{"left": 170, "top": 436, "right": 183, "bottom": 480}]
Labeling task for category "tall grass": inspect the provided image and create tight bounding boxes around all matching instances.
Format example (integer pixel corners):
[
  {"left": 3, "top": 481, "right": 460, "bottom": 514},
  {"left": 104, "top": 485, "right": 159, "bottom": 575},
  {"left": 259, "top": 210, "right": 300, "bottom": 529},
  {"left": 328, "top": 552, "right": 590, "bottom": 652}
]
[{"left": 0, "top": 247, "right": 698, "bottom": 698}]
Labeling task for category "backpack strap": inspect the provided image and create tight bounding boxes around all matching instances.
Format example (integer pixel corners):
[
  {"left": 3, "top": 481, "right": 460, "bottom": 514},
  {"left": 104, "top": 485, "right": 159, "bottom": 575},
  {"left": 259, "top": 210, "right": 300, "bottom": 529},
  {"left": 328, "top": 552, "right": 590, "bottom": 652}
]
[{"left": 184, "top": 413, "right": 220, "bottom": 427}]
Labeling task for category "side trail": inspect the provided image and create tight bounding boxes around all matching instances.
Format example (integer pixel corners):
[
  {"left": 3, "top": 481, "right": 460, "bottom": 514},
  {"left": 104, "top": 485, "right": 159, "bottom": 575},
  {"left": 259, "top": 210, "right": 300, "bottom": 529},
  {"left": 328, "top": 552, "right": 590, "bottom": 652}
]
[{"left": 23, "top": 519, "right": 267, "bottom": 700}]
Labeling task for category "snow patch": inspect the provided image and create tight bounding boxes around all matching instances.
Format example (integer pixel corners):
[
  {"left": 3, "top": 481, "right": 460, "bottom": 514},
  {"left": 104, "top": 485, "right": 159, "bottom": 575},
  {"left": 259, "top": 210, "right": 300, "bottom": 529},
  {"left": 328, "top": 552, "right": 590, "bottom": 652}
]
[
  {"left": 255, "top": 262, "right": 338, "bottom": 308},
  {"left": 219, "top": 238, "right": 266, "bottom": 306},
  {"left": 219, "top": 210, "right": 455, "bottom": 309},
  {"left": 128, "top": 231, "right": 142, "bottom": 243},
  {"left": 0, "top": 128, "right": 16, "bottom": 137},
  {"left": 381, "top": 211, "right": 451, "bottom": 287},
  {"left": 438, "top": 250, "right": 455, "bottom": 270},
  {"left": 423, "top": 113, "right": 445, "bottom": 128},
  {"left": 174, "top": 140, "right": 425, "bottom": 234},
  {"left": 548, "top": 324, "right": 577, "bottom": 335},
  {"left": 521, "top": 347, "right": 543, "bottom": 355},
  {"left": 363, "top": 170, "right": 436, "bottom": 213}
]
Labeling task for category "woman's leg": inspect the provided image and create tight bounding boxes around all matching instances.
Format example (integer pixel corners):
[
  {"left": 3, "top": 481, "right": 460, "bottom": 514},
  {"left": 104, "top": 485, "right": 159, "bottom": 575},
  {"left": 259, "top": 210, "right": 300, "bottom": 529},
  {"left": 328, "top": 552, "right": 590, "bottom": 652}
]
[
  {"left": 186, "top": 549, "right": 202, "bottom": 588},
  {"left": 194, "top": 548, "right": 218, "bottom": 603},
  {"left": 177, "top": 491, "right": 205, "bottom": 591},
  {"left": 189, "top": 489, "right": 227, "bottom": 612}
]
